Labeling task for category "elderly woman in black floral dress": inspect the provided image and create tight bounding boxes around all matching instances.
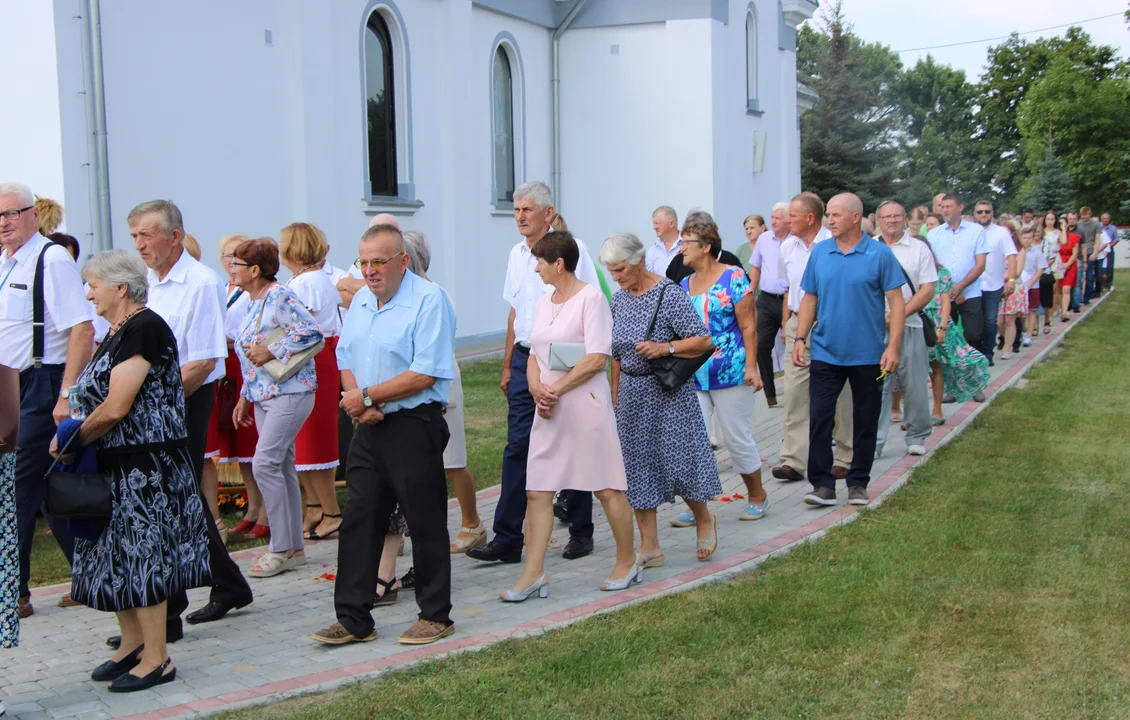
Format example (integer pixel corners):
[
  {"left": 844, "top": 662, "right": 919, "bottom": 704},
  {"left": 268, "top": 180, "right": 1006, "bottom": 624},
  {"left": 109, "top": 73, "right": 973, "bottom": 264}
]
[
  {"left": 53, "top": 250, "right": 210, "bottom": 693},
  {"left": 600, "top": 233, "right": 721, "bottom": 567}
]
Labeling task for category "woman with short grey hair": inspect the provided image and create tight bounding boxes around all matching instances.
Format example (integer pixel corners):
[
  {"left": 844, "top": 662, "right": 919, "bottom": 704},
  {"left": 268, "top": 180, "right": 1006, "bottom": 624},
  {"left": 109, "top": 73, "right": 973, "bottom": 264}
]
[{"left": 59, "top": 249, "right": 211, "bottom": 691}]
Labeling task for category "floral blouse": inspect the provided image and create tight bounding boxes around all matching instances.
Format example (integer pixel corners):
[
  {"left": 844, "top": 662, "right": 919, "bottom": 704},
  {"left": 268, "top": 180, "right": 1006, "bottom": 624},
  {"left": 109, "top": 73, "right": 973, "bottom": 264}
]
[
  {"left": 681, "top": 266, "right": 751, "bottom": 391},
  {"left": 236, "top": 284, "right": 323, "bottom": 403}
]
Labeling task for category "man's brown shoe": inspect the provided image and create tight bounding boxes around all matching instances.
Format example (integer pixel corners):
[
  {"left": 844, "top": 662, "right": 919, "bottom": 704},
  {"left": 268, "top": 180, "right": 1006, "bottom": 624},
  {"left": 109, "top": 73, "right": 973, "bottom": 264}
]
[
  {"left": 18, "top": 596, "right": 32, "bottom": 619},
  {"left": 831, "top": 466, "right": 849, "bottom": 480},
  {"left": 311, "top": 622, "right": 376, "bottom": 646},
  {"left": 58, "top": 592, "right": 81, "bottom": 608},
  {"left": 398, "top": 619, "right": 454, "bottom": 646},
  {"left": 771, "top": 465, "right": 804, "bottom": 482}
]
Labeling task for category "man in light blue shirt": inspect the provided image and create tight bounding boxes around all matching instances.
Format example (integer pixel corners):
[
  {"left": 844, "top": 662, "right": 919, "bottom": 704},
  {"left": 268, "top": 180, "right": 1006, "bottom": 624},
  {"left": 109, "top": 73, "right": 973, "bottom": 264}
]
[
  {"left": 793, "top": 193, "right": 906, "bottom": 508},
  {"left": 314, "top": 224, "right": 457, "bottom": 649},
  {"left": 927, "top": 193, "right": 988, "bottom": 359}
]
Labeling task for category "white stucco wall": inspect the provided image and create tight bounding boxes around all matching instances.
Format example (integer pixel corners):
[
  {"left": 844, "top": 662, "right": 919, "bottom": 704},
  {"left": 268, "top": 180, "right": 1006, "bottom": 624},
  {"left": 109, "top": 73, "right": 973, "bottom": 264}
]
[{"left": 1, "top": 1, "right": 66, "bottom": 225}]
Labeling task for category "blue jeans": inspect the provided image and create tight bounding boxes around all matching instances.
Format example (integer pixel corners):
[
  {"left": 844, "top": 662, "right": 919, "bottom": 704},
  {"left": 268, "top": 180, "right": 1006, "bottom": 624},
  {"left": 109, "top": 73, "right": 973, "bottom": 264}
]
[
  {"left": 1071, "top": 282, "right": 1082, "bottom": 311},
  {"left": 494, "top": 345, "right": 593, "bottom": 549},
  {"left": 980, "top": 288, "right": 1004, "bottom": 363},
  {"left": 1084, "top": 260, "right": 1099, "bottom": 301}
]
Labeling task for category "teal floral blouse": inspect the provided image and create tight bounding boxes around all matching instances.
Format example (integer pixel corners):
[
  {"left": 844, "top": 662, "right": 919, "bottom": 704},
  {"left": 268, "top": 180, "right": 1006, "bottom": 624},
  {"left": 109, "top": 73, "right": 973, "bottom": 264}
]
[{"left": 681, "top": 266, "right": 751, "bottom": 391}]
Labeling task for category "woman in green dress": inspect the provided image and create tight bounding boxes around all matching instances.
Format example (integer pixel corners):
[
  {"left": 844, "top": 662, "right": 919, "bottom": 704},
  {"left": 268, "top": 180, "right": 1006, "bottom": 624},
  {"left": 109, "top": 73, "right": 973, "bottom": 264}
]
[{"left": 922, "top": 256, "right": 990, "bottom": 424}]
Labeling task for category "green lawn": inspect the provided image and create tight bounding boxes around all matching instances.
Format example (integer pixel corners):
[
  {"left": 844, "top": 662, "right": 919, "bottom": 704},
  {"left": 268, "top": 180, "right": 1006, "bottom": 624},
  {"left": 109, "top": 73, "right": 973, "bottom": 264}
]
[
  {"left": 28, "top": 358, "right": 511, "bottom": 588},
  {"left": 219, "top": 278, "right": 1130, "bottom": 719}
]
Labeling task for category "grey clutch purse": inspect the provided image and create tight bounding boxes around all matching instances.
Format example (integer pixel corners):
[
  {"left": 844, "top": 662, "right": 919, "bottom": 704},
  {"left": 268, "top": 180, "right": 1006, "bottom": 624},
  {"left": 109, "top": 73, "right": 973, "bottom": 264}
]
[{"left": 548, "top": 342, "right": 586, "bottom": 371}]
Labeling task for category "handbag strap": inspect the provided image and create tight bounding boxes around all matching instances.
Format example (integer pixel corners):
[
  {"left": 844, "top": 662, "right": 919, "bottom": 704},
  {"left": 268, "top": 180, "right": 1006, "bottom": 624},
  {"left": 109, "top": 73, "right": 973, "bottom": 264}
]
[
  {"left": 644, "top": 282, "right": 669, "bottom": 342},
  {"left": 44, "top": 428, "right": 83, "bottom": 478},
  {"left": 32, "top": 243, "right": 52, "bottom": 368},
  {"left": 896, "top": 261, "right": 917, "bottom": 296}
]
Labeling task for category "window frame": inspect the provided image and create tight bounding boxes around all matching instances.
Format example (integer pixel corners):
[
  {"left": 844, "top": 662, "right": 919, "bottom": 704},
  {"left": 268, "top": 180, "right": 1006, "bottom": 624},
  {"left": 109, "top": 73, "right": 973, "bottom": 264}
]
[
  {"left": 364, "top": 11, "right": 398, "bottom": 198},
  {"left": 488, "top": 33, "right": 525, "bottom": 213},
  {"left": 745, "top": 6, "right": 762, "bottom": 115}
]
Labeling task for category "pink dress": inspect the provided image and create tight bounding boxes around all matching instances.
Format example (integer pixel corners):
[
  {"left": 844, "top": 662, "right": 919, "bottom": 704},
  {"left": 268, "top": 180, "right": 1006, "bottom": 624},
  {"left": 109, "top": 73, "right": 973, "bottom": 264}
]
[{"left": 527, "top": 284, "right": 628, "bottom": 493}]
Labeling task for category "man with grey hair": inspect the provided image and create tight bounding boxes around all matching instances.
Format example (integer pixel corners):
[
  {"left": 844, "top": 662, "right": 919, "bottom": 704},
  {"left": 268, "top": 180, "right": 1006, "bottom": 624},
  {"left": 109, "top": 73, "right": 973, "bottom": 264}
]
[
  {"left": 122, "top": 199, "right": 253, "bottom": 638},
  {"left": 793, "top": 193, "right": 906, "bottom": 507},
  {"left": 645, "top": 206, "right": 681, "bottom": 275},
  {"left": 0, "top": 182, "right": 93, "bottom": 618},
  {"left": 468, "top": 180, "right": 599, "bottom": 564},
  {"left": 747, "top": 202, "right": 792, "bottom": 407}
]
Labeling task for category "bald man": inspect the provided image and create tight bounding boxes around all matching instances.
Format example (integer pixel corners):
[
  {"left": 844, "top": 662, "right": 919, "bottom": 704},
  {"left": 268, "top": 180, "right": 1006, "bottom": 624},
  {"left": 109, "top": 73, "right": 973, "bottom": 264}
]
[
  {"left": 369, "top": 213, "right": 400, "bottom": 229},
  {"left": 338, "top": 214, "right": 402, "bottom": 307},
  {"left": 792, "top": 193, "right": 906, "bottom": 508}
]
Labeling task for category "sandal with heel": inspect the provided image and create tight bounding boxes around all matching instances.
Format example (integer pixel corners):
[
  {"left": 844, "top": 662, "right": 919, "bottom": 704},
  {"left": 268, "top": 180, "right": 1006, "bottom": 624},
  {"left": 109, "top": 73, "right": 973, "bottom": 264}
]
[
  {"left": 308, "top": 513, "right": 342, "bottom": 541},
  {"left": 375, "top": 576, "right": 399, "bottom": 607},
  {"left": 302, "top": 504, "right": 323, "bottom": 539}
]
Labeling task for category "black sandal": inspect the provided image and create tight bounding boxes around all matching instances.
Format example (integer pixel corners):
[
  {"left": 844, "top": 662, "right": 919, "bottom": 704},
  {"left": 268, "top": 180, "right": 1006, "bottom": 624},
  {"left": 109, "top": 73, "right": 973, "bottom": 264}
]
[
  {"left": 308, "top": 513, "right": 342, "bottom": 541},
  {"left": 375, "top": 577, "right": 399, "bottom": 607},
  {"left": 302, "top": 504, "right": 323, "bottom": 539},
  {"left": 399, "top": 567, "right": 415, "bottom": 590}
]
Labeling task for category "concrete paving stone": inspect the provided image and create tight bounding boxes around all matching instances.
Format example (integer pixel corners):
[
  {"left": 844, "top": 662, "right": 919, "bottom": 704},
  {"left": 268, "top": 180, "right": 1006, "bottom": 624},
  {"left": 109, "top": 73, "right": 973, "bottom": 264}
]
[
  {"left": 11, "top": 712, "right": 50, "bottom": 720},
  {"left": 47, "top": 701, "right": 107, "bottom": 719},
  {"left": 38, "top": 692, "right": 101, "bottom": 711}
]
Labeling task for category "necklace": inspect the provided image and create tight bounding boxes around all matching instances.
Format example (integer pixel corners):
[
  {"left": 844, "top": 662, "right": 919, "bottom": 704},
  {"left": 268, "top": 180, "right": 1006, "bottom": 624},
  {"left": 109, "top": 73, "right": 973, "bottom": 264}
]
[
  {"left": 108, "top": 306, "right": 145, "bottom": 337},
  {"left": 550, "top": 278, "right": 579, "bottom": 324}
]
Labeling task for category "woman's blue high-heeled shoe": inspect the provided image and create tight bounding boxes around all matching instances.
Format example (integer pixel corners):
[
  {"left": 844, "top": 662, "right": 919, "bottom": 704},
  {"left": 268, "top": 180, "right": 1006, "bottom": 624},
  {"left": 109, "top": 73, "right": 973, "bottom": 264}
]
[
  {"left": 500, "top": 575, "right": 548, "bottom": 603},
  {"left": 600, "top": 564, "right": 643, "bottom": 592}
]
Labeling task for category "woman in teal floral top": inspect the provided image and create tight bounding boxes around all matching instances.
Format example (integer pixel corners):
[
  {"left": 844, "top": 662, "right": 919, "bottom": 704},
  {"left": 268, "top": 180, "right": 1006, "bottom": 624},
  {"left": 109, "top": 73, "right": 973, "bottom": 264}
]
[
  {"left": 921, "top": 242, "right": 989, "bottom": 423},
  {"left": 231, "top": 238, "right": 323, "bottom": 579},
  {"left": 678, "top": 211, "right": 768, "bottom": 530}
]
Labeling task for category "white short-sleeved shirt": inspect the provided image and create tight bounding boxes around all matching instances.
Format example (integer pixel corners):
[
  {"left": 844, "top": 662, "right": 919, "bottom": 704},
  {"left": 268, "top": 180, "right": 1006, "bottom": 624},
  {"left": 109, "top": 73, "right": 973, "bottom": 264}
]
[
  {"left": 146, "top": 251, "right": 227, "bottom": 384},
  {"left": 979, "top": 223, "right": 1018, "bottom": 292},
  {"left": 323, "top": 262, "right": 350, "bottom": 326},
  {"left": 644, "top": 237, "right": 682, "bottom": 276},
  {"left": 883, "top": 234, "right": 939, "bottom": 328},
  {"left": 287, "top": 269, "right": 342, "bottom": 337},
  {"left": 0, "top": 233, "right": 92, "bottom": 371},
  {"left": 778, "top": 226, "right": 833, "bottom": 313},
  {"left": 503, "top": 235, "right": 598, "bottom": 348},
  {"left": 1020, "top": 247, "right": 1048, "bottom": 286}
]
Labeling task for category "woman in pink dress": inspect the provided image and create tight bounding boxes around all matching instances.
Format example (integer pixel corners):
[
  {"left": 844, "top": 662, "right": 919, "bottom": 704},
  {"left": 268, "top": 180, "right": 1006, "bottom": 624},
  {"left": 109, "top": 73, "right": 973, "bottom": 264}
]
[{"left": 500, "top": 231, "right": 639, "bottom": 603}]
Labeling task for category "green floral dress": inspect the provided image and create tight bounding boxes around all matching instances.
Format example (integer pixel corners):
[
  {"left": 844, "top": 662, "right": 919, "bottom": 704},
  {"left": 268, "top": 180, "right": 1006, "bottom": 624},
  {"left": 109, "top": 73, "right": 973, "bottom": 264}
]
[{"left": 923, "top": 267, "right": 990, "bottom": 402}]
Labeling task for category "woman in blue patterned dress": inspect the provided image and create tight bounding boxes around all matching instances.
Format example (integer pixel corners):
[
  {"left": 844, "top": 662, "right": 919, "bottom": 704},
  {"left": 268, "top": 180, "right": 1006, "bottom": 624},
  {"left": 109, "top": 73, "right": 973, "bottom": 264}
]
[
  {"left": 62, "top": 251, "right": 211, "bottom": 692},
  {"left": 677, "top": 211, "right": 767, "bottom": 530},
  {"left": 1, "top": 363, "right": 19, "bottom": 677},
  {"left": 600, "top": 232, "right": 720, "bottom": 567}
]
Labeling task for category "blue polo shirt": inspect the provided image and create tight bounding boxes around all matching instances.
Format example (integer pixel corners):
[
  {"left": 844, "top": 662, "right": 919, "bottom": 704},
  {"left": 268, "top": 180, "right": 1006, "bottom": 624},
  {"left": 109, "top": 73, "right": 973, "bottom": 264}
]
[
  {"left": 336, "top": 269, "right": 456, "bottom": 412},
  {"left": 927, "top": 220, "right": 988, "bottom": 299},
  {"left": 800, "top": 234, "right": 905, "bottom": 366}
]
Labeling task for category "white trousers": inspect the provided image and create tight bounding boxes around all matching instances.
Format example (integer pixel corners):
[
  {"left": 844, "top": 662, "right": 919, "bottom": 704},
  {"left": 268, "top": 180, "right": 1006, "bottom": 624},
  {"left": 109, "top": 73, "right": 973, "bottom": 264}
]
[{"left": 697, "top": 385, "right": 762, "bottom": 474}]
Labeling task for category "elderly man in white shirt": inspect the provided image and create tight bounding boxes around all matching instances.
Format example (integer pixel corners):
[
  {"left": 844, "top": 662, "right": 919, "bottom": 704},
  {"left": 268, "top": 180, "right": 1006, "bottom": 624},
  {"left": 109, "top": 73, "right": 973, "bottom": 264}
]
[
  {"left": 645, "top": 206, "right": 681, "bottom": 275},
  {"left": 748, "top": 202, "right": 792, "bottom": 407},
  {"left": 772, "top": 192, "right": 853, "bottom": 482},
  {"left": 874, "top": 201, "right": 937, "bottom": 458},
  {"left": 0, "top": 182, "right": 94, "bottom": 618},
  {"left": 467, "top": 181, "right": 598, "bottom": 565},
  {"left": 115, "top": 200, "right": 253, "bottom": 643}
]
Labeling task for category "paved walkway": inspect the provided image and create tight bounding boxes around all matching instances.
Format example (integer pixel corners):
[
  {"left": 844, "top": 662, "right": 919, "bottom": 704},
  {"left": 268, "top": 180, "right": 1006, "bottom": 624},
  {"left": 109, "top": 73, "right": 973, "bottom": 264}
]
[{"left": 2, "top": 295, "right": 1111, "bottom": 720}]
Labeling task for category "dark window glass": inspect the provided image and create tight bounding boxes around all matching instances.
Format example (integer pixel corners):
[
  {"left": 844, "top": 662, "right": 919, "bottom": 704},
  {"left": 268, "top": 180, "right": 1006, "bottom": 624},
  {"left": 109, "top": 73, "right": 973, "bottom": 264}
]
[{"left": 365, "top": 13, "right": 397, "bottom": 196}]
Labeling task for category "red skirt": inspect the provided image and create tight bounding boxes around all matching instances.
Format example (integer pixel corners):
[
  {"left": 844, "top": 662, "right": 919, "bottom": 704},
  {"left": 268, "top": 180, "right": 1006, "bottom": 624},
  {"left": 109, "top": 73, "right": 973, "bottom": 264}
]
[
  {"left": 215, "top": 350, "right": 258, "bottom": 463},
  {"left": 295, "top": 337, "right": 340, "bottom": 471}
]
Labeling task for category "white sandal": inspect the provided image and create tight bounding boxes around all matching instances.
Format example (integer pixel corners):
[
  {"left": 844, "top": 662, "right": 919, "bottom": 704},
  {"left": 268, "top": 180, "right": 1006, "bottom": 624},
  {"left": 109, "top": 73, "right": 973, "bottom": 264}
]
[
  {"left": 248, "top": 551, "right": 306, "bottom": 578},
  {"left": 450, "top": 524, "right": 487, "bottom": 554}
]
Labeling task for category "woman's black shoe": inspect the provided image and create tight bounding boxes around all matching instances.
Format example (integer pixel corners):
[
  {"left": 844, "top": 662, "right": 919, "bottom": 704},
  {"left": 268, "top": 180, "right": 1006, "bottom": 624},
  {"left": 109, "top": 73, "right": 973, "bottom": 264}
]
[
  {"left": 91, "top": 644, "right": 144, "bottom": 681},
  {"left": 108, "top": 658, "right": 176, "bottom": 693}
]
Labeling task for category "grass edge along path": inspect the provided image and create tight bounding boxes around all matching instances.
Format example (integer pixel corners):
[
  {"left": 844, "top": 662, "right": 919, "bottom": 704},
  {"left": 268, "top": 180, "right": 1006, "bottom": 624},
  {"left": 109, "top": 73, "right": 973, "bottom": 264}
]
[{"left": 216, "top": 284, "right": 1130, "bottom": 720}]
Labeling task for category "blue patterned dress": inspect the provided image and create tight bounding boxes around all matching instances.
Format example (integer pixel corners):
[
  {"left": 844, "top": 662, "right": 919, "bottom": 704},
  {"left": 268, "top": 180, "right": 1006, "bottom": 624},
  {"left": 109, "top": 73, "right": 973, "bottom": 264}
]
[
  {"left": 681, "top": 267, "right": 751, "bottom": 391},
  {"left": 611, "top": 280, "right": 722, "bottom": 510},
  {"left": 0, "top": 452, "right": 17, "bottom": 648}
]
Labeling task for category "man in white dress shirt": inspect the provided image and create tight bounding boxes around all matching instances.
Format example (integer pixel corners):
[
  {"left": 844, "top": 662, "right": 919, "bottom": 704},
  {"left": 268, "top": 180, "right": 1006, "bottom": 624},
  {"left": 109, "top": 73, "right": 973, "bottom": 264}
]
[
  {"left": 0, "top": 182, "right": 93, "bottom": 618},
  {"left": 119, "top": 200, "right": 252, "bottom": 640},
  {"left": 645, "top": 206, "right": 681, "bottom": 275},
  {"left": 747, "top": 203, "right": 792, "bottom": 407},
  {"left": 773, "top": 192, "right": 853, "bottom": 482},
  {"left": 467, "top": 181, "right": 597, "bottom": 564}
]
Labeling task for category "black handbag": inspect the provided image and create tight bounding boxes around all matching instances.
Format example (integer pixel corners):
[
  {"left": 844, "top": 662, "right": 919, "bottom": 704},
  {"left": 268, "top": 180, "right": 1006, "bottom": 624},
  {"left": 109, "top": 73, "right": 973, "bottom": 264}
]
[
  {"left": 644, "top": 283, "right": 714, "bottom": 391},
  {"left": 896, "top": 263, "right": 937, "bottom": 347},
  {"left": 44, "top": 432, "right": 112, "bottom": 520}
]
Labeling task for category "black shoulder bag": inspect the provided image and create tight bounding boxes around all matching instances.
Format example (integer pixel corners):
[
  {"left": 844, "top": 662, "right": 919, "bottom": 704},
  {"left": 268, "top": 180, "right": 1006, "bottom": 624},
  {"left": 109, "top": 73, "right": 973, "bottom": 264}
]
[
  {"left": 644, "top": 283, "right": 714, "bottom": 391},
  {"left": 896, "top": 263, "right": 937, "bottom": 347},
  {"left": 44, "top": 431, "right": 113, "bottom": 520}
]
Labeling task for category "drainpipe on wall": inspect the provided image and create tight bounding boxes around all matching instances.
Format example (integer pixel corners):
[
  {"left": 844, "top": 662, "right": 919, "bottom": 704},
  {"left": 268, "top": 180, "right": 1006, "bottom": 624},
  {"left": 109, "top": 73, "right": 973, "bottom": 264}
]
[
  {"left": 551, "top": 0, "right": 587, "bottom": 207},
  {"left": 80, "top": 0, "right": 112, "bottom": 253}
]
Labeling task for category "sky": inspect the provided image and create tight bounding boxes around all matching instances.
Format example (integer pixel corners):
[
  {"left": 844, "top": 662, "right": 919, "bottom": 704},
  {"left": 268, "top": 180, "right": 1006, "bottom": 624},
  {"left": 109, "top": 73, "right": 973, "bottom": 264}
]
[{"left": 821, "top": 0, "right": 1130, "bottom": 82}]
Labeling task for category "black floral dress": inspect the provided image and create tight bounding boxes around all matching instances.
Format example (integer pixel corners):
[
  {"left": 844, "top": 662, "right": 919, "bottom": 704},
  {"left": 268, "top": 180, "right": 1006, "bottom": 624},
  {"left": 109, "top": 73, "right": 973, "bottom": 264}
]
[
  {"left": 611, "top": 280, "right": 722, "bottom": 510},
  {"left": 70, "top": 309, "right": 211, "bottom": 611}
]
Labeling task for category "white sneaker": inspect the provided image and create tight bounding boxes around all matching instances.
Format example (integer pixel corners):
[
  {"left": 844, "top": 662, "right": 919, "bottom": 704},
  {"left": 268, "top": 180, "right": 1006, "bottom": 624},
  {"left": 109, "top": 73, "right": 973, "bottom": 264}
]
[
  {"left": 907, "top": 444, "right": 926, "bottom": 456},
  {"left": 1021, "top": 337, "right": 1032, "bottom": 347}
]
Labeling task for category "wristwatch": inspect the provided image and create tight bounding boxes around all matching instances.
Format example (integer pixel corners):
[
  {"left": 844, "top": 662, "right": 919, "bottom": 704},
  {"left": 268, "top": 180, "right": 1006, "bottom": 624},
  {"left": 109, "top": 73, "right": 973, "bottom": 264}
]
[
  {"left": 668, "top": 343, "right": 676, "bottom": 355},
  {"left": 362, "top": 387, "right": 373, "bottom": 408},
  {"left": 796, "top": 337, "right": 807, "bottom": 344}
]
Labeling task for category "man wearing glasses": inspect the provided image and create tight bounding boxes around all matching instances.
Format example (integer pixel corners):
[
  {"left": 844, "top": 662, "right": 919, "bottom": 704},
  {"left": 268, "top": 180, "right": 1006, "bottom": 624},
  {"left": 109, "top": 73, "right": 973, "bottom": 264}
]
[
  {"left": 0, "top": 183, "right": 94, "bottom": 618},
  {"left": 974, "top": 201, "right": 1016, "bottom": 365},
  {"left": 315, "top": 223, "right": 457, "bottom": 647}
]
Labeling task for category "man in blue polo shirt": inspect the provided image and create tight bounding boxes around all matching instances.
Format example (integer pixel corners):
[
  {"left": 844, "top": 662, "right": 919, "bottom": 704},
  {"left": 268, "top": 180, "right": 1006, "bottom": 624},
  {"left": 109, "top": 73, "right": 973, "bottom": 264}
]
[
  {"left": 792, "top": 193, "right": 906, "bottom": 507},
  {"left": 927, "top": 193, "right": 988, "bottom": 361}
]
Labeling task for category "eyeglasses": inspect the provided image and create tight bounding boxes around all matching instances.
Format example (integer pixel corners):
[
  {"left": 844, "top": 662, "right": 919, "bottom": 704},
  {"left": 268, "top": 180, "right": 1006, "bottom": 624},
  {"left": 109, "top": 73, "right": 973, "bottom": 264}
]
[
  {"left": 877, "top": 214, "right": 905, "bottom": 221},
  {"left": 230, "top": 261, "right": 252, "bottom": 268},
  {"left": 0, "top": 206, "right": 33, "bottom": 223},
  {"left": 353, "top": 252, "right": 404, "bottom": 271},
  {"left": 974, "top": 210, "right": 993, "bottom": 215},
  {"left": 222, "top": 253, "right": 237, "bottom": 260}
]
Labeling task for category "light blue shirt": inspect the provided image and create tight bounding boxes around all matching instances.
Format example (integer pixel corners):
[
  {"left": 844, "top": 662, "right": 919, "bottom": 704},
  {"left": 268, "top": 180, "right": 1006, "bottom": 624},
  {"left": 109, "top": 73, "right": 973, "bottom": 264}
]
[
  {"left": 800, "top": 234, "right": 905, "bottom": 367},
  {"left": 927, "top": 220, "right": 988, "bottom": 299},
  {"left": 336, "top": 269, "right": 456, "bottom": 413}
]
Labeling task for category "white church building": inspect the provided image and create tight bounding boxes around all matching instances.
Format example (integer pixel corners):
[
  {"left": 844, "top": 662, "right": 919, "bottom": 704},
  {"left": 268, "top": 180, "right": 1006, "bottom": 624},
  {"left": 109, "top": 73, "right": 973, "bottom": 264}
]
[{"left": 9, "top": 0, "right": 818, "bottom": 344}]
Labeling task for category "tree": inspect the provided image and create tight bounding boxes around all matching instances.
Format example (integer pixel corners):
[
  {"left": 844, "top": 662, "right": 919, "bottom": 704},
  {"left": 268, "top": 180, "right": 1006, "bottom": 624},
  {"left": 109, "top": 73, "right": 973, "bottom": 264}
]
[
  {"left": 891, "top": 56, "right": 990, "bottom": 208},
  {"left": 1017, "top": 53, "right": 1130, "bottom": 218},
  {"left": 797, "top": 0, "right": 902, "bottom": 212},
  {"left": 976, "top": 28, "right": 1127, "bottom": 210},
  {"left": 1017, "top": 146, "right": 1075, "bottom": 213}
]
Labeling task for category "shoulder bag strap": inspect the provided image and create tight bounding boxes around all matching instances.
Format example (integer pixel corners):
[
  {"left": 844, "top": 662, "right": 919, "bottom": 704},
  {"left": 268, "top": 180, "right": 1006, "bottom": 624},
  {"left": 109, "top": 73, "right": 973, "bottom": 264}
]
[
  {"left": 226, "top": 288, "right": 244, "bottom": 309},
  {"left": 32, "top": 243, "right": 52, "bottom": 368},
  {"left": 644, "top": 282, "right": 668, "bottom": 342},
  {"left": 896, "top": 262, "right": 917, "bottom": 296}
]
